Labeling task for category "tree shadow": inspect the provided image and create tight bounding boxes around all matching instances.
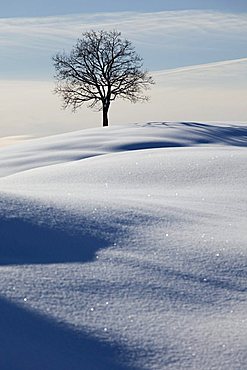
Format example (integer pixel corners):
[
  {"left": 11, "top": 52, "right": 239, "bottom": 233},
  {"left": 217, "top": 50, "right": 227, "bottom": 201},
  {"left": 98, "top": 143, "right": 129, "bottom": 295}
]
[
  {"left": 0, "top": 295, "right": 140, "bottom": 370},
  {"left": 0, "top": 216, "right": 108, "bottom": 265},
  {"left": 178, "top": 121, "right": 247, "bottom": 147},
  {"left": 134, "top": 121, "right": 247, "bottom": 148}
]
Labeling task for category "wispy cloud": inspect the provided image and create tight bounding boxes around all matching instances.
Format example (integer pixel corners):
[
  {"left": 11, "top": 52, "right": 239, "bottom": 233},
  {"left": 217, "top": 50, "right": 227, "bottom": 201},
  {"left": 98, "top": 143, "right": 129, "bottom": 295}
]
[
  {"left": 154, "top": 58, "right": 247, "bottom": 76},
  {"left": 153, "top": 57, "right": 247, "bottom": 88},
  {"left": 0, "top": 10, "right": 247, "bottom": 77},
  {"left": 1, "top": 11, "right": 247, "bottom": 43}
]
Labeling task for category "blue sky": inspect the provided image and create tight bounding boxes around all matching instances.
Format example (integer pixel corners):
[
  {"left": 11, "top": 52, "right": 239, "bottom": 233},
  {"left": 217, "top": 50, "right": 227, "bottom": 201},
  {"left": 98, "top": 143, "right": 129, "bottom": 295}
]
[
  {"left": 1, "top": 0, "right": 247, "bottom": 17},
  {"left": 0, "top": 7, "right": 247, "bottom": 79},
  {"left": 0, "top": 1, "right": 246, "bottom": 140},
  {"left": 0, "top": 0, "right": 246, "bottom": 79}
]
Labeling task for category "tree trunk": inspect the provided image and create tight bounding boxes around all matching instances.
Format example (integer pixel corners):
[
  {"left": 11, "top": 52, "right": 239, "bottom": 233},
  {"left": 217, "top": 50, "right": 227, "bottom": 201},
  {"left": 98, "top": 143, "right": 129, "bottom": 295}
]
[{"left": 102, "top": 103, "right": 109, "bottom": 127}]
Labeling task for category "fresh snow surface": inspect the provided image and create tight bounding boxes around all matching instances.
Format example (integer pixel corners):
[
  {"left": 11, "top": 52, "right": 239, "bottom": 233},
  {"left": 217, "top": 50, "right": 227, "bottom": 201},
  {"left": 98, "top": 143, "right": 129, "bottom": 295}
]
[{"left": 0, "top": 122, "right": 246, "bottom": 370}]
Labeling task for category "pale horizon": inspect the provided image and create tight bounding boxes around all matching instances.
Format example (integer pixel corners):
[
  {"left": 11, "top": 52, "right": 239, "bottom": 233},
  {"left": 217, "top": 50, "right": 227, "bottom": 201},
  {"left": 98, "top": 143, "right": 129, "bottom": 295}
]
[{"left": 0, "top": 3, "right": 246, "bottom": 142}]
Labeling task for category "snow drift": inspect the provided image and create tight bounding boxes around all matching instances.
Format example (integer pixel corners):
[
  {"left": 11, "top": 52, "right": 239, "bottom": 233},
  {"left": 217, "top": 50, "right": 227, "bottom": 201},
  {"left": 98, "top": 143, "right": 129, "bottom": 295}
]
[{"left": 0, "top": 122, "right": 246, "bottom": 370}]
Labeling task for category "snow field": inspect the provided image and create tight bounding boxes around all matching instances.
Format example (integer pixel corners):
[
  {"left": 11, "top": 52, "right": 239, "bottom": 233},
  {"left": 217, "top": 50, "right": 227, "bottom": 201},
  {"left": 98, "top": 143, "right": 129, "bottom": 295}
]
[{"left": 0, "top": 122, "right": 246, "bottom": 369}]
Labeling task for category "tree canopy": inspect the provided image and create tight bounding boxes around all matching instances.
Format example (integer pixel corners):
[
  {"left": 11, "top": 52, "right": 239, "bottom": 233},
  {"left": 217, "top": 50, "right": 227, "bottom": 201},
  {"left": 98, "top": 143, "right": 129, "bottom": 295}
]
[{"left": 53, "top": 30, "right": 154, "bottom": 126}]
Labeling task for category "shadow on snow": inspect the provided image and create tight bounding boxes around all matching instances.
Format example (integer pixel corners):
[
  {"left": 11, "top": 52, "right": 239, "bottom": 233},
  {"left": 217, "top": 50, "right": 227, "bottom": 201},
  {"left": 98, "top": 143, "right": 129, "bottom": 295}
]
[
  {"left": 0, "top": 295, "right": 140, "bottom": 370},
  {"left": 0, "top": 215, "right": 108, "bottom": 266},
  {"left": 127, "top": 121, "right": 247, "bottom": 150}
]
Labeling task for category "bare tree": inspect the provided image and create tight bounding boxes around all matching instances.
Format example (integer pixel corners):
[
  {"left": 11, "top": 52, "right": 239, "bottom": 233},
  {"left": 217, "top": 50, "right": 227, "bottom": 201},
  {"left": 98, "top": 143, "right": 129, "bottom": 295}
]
[{"left": 53, "top": 30, "right": 154, "bottom": 127}]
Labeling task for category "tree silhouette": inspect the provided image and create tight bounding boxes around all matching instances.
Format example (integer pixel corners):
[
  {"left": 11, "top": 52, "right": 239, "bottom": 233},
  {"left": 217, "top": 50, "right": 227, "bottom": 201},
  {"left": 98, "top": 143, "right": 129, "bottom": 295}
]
[{"left": 53, "top": 30, "right": 154, "bottom": 127}]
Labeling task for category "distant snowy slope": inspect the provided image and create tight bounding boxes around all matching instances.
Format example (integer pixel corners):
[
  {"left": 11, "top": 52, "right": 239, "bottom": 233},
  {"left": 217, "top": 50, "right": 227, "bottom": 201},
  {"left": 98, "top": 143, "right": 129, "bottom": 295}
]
[
  {"left": 0, "top": 122, "right": 246, "bottom": 370},
  {"left": 0, "top": 122, "right": 246, "bottom": 177}
]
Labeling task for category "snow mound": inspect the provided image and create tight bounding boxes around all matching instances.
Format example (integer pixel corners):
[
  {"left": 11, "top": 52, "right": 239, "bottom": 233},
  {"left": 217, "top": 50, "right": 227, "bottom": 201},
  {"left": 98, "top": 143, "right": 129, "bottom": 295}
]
[
  {"left": 0, "top": 122, "right": 246, "bottom": 370},
  {"left": 0, "top": 121, "right": 246, "bottom": 177}
]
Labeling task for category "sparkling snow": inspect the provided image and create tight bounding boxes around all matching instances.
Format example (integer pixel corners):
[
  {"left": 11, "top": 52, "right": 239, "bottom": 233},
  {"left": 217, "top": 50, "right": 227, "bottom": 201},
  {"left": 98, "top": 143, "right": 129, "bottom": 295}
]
[{"left": 0, "top": 122, "right": 246, "bottom": 370}]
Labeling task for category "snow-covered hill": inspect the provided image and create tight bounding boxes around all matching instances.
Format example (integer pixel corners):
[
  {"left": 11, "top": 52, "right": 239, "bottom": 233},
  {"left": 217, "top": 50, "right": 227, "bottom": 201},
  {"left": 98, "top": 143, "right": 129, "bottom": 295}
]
[{"left": 0, "top": 122, "right": 246, "bottom": 370}]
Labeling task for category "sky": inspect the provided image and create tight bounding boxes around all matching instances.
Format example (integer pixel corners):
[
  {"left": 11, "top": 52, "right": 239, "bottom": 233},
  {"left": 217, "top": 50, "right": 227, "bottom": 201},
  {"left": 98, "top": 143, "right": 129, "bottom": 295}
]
[
  {"left": 1, "top": 0, "right": 247, "bottom": 17},
  {"left": 0, "top": 0, "right": 247, "bottom": 142}
]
